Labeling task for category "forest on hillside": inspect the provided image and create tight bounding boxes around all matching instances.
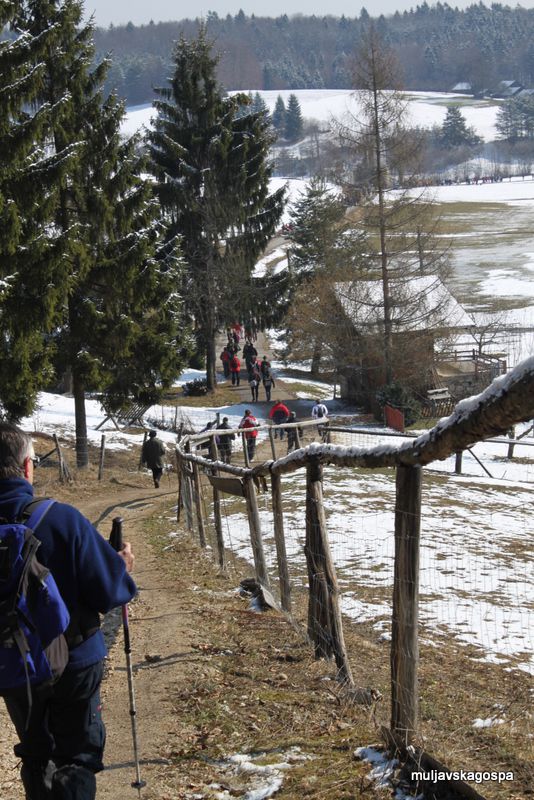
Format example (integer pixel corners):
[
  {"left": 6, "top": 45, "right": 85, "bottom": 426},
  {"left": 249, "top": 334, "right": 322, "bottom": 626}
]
[{"left": 93, "top": 4, "right": 534, "bottom": 105}]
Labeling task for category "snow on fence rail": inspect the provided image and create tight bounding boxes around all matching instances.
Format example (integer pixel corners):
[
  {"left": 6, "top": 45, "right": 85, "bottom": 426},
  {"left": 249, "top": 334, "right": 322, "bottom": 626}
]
[{"left": 175, "top": 357, "right": 534, "bottom": 799}]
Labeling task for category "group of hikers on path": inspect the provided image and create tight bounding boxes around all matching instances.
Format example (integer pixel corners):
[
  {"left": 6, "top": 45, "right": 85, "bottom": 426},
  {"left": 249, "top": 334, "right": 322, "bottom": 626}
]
[
  {"left": 219, "top": 328, "right": 275, "bottom": 402},
  {"left": 186, "top": 398, "right": 329, "bottom": 466}
]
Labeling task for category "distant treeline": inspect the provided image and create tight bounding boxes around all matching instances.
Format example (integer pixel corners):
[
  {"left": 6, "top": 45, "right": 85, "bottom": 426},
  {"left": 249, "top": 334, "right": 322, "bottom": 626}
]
[{"left": 94, "top": 5, "right": 534, "bottom": 106}]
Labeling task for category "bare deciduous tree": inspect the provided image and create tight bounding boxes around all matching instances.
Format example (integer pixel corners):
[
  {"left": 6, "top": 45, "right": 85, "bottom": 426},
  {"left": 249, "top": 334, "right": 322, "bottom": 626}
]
[{"left": 334, "top": 24, "right": 452, "bottom": 388}]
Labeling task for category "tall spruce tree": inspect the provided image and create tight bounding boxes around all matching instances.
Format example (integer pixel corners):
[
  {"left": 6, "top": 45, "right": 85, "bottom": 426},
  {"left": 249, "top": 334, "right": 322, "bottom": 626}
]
[
  {"left": 285, "top": 93, "right": 304, "bottom": 141},
  {"left": 441, "top": 105, "right": 482, "bottom": 147},
  {"left": 19, "top": 0, "right": 186, "bottom": 466},
  {"left": 286, "top": 177, "right": 366, "bottom": 375},
  {"left": 271, "top": 94, "right": 286, "bottom": 134},
  {"left": 0, "top": 3, "right": 74, "bottom": 418},
  {"left": 148, "top": 26, "right": 285, "bottom": 391}
]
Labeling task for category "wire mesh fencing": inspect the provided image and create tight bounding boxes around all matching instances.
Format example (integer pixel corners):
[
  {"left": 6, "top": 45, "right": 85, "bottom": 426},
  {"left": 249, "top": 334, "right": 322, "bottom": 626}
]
[{"left": 175, "top": 376, "right": 534, "bottom": 798}]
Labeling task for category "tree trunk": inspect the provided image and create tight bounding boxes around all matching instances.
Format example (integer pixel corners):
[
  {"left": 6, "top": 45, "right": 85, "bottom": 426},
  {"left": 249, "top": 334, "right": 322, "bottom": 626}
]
[
  {"left": 311, "top": 338, "right": 322, "bottom": 378},
  {"left": 371, "top": 41, "right": 393, "bottom": 386},
  {"left": 206, "top": 332, "right": 217, "bottom": 392},
  {"left": 72, "top": 367, "right": 89, "bottom": 469}
]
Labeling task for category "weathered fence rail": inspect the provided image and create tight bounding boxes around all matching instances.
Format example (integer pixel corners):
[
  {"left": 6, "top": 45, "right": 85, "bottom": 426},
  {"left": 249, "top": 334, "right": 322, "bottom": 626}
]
[{"left": 175, "top": 357, "right": 534, "bottom": 797}]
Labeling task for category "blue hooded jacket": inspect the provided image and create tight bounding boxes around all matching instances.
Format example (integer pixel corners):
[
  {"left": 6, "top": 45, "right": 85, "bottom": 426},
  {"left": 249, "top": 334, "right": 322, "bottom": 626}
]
[{"left": 0, "top": 478, "right": 137, "bottom": 670}]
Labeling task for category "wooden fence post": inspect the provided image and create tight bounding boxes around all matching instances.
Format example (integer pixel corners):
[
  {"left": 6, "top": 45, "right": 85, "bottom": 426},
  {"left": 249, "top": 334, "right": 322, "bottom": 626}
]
[
  {"left": 507, "top": 426, "right": 516, "bottom": 460},
  {"left": 391, "top": 464, "right": 422, "bottom": 748},
  {"left": 182, "top": 444, "right": 195, "bottom": 534},
  {"left": 210, "top": 438, "right": 226, "bottom": 571},
  {"left": 454, "top": 451, "right": 462, "bottom": 474},
  {"left": 176, "top": 451, "right": 183, "bottom": 522},
  {"left": 305, "top": 459, "right": 353, "bottom": 685},
  {"left": 97, "top": 435, "right": 106, "bottom": 481},
  {"left": 269, "top": 428, "right": 277, "bottom": 460},
  {"left": 242, "top": 431, "right": 250, "bottom": 467},
  {"left": 53, "top": 434, "right": 72, "bottom": 483},
  {"left": 191, "top": 457, "right": 207, "bottom": 548},
  {"left": 244, "top": 476, "right": 270, "bottom": 588},
  {"left": 271, "top": 472, "right": 291, "bottom": 613}
]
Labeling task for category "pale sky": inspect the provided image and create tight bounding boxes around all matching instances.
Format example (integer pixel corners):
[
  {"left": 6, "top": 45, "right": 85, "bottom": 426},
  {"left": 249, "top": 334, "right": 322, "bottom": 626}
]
[{"left": 85, "top": 0, "right": 534, "bottom": 29}]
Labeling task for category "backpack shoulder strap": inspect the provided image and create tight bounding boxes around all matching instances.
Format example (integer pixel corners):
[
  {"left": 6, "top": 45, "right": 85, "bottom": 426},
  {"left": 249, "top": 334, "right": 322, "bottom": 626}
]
[{"left": 23, "top": 498, "right": 56, "bottom": 532}]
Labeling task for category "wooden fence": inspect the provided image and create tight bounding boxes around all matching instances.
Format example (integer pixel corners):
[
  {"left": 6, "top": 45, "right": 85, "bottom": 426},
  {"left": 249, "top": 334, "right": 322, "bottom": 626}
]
[{"left": 175, "top": 357, "right": 534, "bottom": 796}]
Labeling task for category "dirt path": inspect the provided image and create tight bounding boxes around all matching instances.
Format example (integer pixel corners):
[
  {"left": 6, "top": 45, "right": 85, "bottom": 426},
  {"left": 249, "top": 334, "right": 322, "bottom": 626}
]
[{"left": 0, "top": 475, "right": 195, "bottom": 800}]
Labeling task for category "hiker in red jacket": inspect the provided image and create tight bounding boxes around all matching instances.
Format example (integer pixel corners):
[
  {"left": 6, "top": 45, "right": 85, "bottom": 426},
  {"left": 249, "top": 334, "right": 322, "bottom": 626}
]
[
  {"left": 268, "top": 400, "right": 290, "bottom": 439},
  {"left": 229, "top": 354, "right": 241, "bottom": 386},
  {"left": 239, "top": 409, "right": 259, "bottom": 461},
  {"left": 220, "top": 346, "right": 231, "bottom": 379}
]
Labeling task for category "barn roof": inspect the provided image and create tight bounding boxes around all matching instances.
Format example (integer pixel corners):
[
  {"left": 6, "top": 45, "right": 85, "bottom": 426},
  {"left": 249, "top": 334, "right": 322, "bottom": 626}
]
[{"left": 335, "top": 274, "right": 474, "bottom": 333}]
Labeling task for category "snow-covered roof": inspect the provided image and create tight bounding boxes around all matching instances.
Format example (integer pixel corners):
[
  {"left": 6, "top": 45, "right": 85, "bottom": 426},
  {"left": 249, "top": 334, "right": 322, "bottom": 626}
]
[
  {"left": 335, "top": 274, "right": 474, "bottom": 333},
  {"left": 451, "top": 82, "right": 472, "bottom": 92}
]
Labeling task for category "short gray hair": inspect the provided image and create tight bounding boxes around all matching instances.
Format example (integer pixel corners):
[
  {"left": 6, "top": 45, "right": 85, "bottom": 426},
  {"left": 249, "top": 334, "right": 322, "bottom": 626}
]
[{"left": 0, "top": 423, "right": 33, "bottom": 479}]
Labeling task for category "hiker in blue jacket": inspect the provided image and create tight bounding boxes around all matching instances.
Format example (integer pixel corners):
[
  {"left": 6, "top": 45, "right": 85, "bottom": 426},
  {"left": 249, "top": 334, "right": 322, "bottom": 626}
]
[{"left": 0, "top": 423, "right": 136, "bottom": 800}]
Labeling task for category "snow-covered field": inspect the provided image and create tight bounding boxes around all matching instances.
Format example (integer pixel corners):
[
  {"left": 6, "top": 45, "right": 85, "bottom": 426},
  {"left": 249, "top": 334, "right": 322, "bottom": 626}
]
[
  {"left": 124, "top": 89, "right": 499, "bottom": 141},
  {"left": 220, "top": 422, "right": 534, "bottom": 676}
]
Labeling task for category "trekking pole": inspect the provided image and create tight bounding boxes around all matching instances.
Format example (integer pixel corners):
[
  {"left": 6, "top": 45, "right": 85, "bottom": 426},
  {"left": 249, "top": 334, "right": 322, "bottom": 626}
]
[{"left": 109, "top": 517, "right": 146, "bottom": 796}]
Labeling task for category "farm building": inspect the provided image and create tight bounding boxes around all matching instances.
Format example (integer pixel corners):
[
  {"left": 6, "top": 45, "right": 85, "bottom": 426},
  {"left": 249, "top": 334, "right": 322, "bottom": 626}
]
[{"left": 333, "top": 275, "right": 507, "bottom": 408}]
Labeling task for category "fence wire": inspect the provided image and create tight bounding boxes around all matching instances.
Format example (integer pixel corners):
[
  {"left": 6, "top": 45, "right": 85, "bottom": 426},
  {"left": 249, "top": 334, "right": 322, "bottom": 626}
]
[{"left": 179, "top": 418, "right": 533, "bottom": 799}]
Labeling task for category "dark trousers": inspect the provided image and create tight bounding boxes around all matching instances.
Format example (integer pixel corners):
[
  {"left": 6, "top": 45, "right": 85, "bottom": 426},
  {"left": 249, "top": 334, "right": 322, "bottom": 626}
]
[
  {"left": 219, "top": 445, "right": 232, "bottom": 464},
  {"left": 246, "top": 437, "right": 256, "bottom": 462},
  {"left": 4, "top": 661, "right": 105, "bottom": 799},
  {"left": 151, "top": 466, "right": 163, "bottom": 487},
  {"left": 231, "top": 371, "right": 240, "bottom": 386}
]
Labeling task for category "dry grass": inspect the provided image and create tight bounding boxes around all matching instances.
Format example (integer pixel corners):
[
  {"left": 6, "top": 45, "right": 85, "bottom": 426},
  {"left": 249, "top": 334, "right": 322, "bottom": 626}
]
[{"left": 144, "top": 491, "right": 533, "bottom": 800}]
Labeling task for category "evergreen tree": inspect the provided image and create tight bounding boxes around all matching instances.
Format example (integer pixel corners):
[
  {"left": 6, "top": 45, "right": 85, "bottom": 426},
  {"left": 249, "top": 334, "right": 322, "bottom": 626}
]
[
  {"left": 148, "top": 26, "right": 285, "bottom": 391},
  {"left": 496, "top": 96, "right": 534, "bottom": 141},
  {"left": 252, "top": 91, "right": 268, "bottom": 116},
  {"left": 287, "top": 177, "right": 366, "bottom": 375},
  {"left": 271, "top": 94, "right": 286, "bottom": 134},
  {"left": 285, "top": 93, "right": 304, "bottom": 141},
  {"left": 0, "top": 2, "right": 74, "bottom": 419},
  {"left": 19, "top": 0, "right": 186, "bottom": 466},
  {"left": 288, "top": 177, "right": 365, "bottom": 281},
  {"left": 441, "top": 105, "right": 482, "bottom": 147}
]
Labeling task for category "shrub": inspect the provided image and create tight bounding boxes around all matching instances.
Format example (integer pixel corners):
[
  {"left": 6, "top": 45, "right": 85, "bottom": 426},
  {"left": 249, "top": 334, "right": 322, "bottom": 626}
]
[{"left": 182, "top": 378, "right": 208, "bottom": 396}]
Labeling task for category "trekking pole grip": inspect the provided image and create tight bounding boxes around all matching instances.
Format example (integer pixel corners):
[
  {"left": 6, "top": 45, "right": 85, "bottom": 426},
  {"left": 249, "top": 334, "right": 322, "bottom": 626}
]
[{"left": 109, "top": 516, "right": 124, "bottom": 552}]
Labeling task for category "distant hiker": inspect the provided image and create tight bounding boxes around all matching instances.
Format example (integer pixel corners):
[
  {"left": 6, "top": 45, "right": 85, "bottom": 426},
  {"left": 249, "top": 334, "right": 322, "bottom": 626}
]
[
  {"left": 312, "top": 401, "right": 329, "bottom": 440},
  {"left": 218, "top": 417, "right": 235, "bottom": 464},
  {"left": 260, "top": 356, "right": 271, "bottom": 378},
  {"left": 249, "top": 365, "right": 261, "bottom": 402},
  {"left": 286, "top": 411, "right": 303, "bottom": 453},
  {"left": 262, "top": 370, "right": 275, "bottom": 402},
  {"left": 230, "top": 353, "right": 241, "bottom": 386},
  {"left": 243, "top": 340, "right": 258, "bottom": 372},
  {"left": 220, "top": 346, "right": 231, "bottom": 378},
  {"left": 239, "top": 409, "right": 259, "bottom": 462},
  {"left": 142, "top": 429, "right": 166, "bottom": 488},
  {"left": 0, "top": 422, "right": 136, "bottom": 800},
  {"left": 232, "top": 322, "right": 243, "bottom": 341},
  {"left": 312, "top": 401, "right": 328, "bottom": 420},
  {"left": 269, "top": 400, "right": 290, "bottom": 439},
  {"left": 199, "top": 421, "right": 216, "bottom": 451}
]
